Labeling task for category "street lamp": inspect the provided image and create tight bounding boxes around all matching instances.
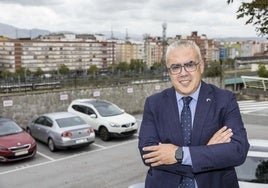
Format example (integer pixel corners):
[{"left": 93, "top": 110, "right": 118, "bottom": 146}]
[
  {"left": 234, "top": 50, "right": 240, "bottom": 91},
  {"left": 162, "top": 22, "right": 167, "bottom": 80}
]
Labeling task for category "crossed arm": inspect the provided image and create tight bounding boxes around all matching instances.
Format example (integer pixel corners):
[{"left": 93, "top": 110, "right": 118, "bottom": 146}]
[{"left": 142, "top": 126, "right": 233, "bottom": 167}]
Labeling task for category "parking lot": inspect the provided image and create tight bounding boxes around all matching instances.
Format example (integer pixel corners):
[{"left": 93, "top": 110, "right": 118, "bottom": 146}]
[
  {"left": 0, "top": 101, "right": 268, "bottom": 188},
  {"left": 0, "top": 136, "right": 137, "bottom": 174},
  {"left": 0, "top": 114, "right": 143, "bottom": 175}
]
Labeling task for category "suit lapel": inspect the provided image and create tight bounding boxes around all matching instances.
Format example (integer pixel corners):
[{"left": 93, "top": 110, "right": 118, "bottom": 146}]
[
  {"left": 192, "top": 82, "right": 214, "bottom": 146},
  {"left": 164, "top": 87, "right": 184, "bottom": 145}
]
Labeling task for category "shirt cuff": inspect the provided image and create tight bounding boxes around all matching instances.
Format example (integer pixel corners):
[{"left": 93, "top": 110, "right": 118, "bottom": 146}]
[{"left": 182, "top": 146, "right": 193, "bottom": 166}]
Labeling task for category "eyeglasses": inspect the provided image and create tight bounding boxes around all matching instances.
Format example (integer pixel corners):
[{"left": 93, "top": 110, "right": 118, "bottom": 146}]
[{"left": 167, "top": 61, "right": 200, "bottom": 75}]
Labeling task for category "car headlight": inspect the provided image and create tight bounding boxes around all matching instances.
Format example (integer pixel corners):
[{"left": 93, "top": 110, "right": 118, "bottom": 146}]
[{"left": 110, "top": 122, "right": 120, "bottom": 127}]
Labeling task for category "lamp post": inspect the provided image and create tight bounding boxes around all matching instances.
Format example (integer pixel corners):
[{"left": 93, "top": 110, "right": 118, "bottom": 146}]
[
  {"left": 162, "top": 22, "right": 167, "bottom": 80},
  {"left": 234, "top": 57, "right": 237, "bottom": 91},
  {"left": 234, "top": 51, "right": 239, "bottom": 92}
]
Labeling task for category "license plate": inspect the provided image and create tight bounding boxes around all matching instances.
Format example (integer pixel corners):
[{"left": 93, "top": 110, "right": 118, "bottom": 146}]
[
  {"left": 15, "top": 150, "right": 28, "bottom": 156},
  {"left": 125, "top": 127, "right": 133, "bottom": 132},
  {"left": 75, "top": 139, "right": 87, "bottom": 144}
]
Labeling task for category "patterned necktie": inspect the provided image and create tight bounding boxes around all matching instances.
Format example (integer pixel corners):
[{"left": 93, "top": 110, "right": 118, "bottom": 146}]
[
  {"left": 181, "top": 96, "right": 192, "bottom": 146},
  {"left": 180, "top": 96, "right": 195, "bottom": 188}
]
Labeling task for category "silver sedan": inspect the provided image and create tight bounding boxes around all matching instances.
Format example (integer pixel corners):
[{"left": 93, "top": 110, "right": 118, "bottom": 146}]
[{"left": 27, "top": 112, "right": 95, "bottom": 152}]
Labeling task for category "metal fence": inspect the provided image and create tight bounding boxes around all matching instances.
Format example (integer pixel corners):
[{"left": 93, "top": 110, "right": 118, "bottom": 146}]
[
  {"left": 241, "top": 76, "right": 268, "bottom": 91},
  {"left": 0, "top": 72, "right": 167, "bottom": 94}
]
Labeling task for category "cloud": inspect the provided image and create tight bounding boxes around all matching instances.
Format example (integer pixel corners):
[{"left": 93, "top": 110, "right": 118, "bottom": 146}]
[
  {"left": 0, "top": 0, "right": 260, "bottom": 38},
  {"left": 0, "top": 0, "right": 62, "bottom": 6}
]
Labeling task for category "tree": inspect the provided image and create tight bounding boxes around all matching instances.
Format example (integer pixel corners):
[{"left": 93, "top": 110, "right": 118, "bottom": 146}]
[
  {"left": 58, "top": 64, "right": 69, "bottom": 75},
  {"left": 15, "top": 67, "right": 31, "bottom": 78},
  {"left": 117, "top": 62, "right": 129, "bottom": 72},
  {"left": 222, "top": 58, "right": 235, "bottom": 69},
  {"left": 0, "top": 69, "right": 13, "bottom": 79},
  {"left": 150, "top": 62, "right": 162, "bottom": 71},
  {"left": 88, "top": 65, "right": 99, "bottom": 78},
  {"left": 227, "top": 0, "right": 268, "bottom": 37},
  {"left": 129, "top": 59, "right": 145, "bottom": 73},
  {"left": 204, "top": 61, "right": 224, "bottom": 78},
  {"left": 88, "top": 65, "right": 99, "bottom": 74},
  {"left": 108, "top": 63, "right": 117, "bottom": 74},
  {"left": 255, "top": 160, "right": 268, "bottom": 183},
  {"left": 257, "top": 64, "right": 268, "bottom": 77},
  {"left": 34, "top": 67, "right": 44, "bottom": 77}
]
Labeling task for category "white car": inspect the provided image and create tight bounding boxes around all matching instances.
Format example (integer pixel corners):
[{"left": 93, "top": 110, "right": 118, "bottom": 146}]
[
  {"left": 67, "top": 99, "right": 138, "bottom": 141},
  {"left": 236, "top": 139, "right": 268, "bottom": 188}
]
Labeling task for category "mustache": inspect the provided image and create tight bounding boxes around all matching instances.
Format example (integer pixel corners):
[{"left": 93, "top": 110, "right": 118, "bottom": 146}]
[{"left": 177, "top": 76, "right": 191, "bottom": 81}]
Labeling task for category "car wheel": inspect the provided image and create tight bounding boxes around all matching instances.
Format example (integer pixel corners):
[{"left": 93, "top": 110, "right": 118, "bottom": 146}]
[
  {"left": 99, "top": 127, "right": 110, "bottom": 141},
  {"left": 48, "top": 138, "right": 57, "bottom": 152}
]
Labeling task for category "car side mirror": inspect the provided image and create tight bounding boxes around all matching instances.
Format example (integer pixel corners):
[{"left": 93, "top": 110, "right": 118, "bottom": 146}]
[{"left": 89, "top": 114, "right": 97, "bottom": 118}]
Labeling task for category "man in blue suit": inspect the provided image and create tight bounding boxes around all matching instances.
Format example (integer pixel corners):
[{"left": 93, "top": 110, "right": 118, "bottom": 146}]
[{"left": 138, "top": 40, "right": 249, "bottom": 188}]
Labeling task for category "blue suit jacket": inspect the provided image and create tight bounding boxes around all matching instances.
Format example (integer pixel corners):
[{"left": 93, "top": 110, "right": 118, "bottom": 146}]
[{"left": 138, "top": 81, "right": 249, "bottom": 188}]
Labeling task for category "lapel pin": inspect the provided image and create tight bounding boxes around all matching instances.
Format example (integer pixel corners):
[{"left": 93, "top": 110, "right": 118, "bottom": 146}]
[{"left": 206, "top": 98, "right": 211, "bottom": 102}]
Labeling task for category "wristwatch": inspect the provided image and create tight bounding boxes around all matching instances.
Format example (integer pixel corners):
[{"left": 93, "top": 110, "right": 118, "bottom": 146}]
[{"left": 175, "top": 147, "right": 183, "bottom": 162}]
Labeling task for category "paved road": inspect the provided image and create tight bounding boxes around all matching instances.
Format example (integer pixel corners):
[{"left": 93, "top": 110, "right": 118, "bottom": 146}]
[
  {"left": 0, "top": 100, "right": 267, "bottom": 188},
  {"left": 238, "top": 100, "right": 268, "bottom": 139}
]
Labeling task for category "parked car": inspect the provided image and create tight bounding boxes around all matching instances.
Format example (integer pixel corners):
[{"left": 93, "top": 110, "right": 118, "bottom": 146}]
[
  {"left": 236, "top": 139, "right": 268, "bottom": 188},
  {"left": 129, "top": 139, "right": 268, "bottom": 188},
  {"left": 26, "top": 112, "right": 95, "bottom": 152},
  {"left": 0, "top": 118, "right": 37, "bottom": 162},
  {"left": 67, "top": 99, "right": 138, "bottom": 141}
]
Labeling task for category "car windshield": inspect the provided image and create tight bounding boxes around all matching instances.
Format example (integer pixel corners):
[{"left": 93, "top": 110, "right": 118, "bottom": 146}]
[
  {"left": 0, "top": 120, "right": 23, "bottom": 136},
  {"left": 92, "top": 101, "right": 124, "bottom": 117},
  {"left": 56, "top": 116, "right": 87, "bottom": 128},
  {"left": 236, "top": 155, "right": 268, "bottom": 183}
]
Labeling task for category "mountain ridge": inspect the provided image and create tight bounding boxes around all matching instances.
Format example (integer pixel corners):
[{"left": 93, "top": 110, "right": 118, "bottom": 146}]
[{"left": 0, "top": 22, "right": 265, "bottom": 41}]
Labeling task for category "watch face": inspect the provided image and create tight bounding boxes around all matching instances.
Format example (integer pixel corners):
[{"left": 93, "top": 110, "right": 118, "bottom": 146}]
[{"left": 176, "top": 148, "right": 183, "bottom": 161}]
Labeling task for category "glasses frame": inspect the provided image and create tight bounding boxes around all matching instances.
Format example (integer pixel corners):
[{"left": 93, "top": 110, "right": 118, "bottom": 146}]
[{"left": 167, "top": 61, "right": 200, "bottom": 75}]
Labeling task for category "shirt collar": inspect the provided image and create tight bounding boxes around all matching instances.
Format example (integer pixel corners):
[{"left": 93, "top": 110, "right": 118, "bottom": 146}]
[{"left": 175, "top": 83, "right": 201, "bottom": 102}]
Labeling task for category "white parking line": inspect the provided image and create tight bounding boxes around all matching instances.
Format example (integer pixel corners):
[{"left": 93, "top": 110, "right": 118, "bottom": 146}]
[
  {"left": 0, "top": 139, "right": 138, "bottom": 176},
  {"left": 37, "top": 151, "right": 55, "bottom": 161},
  {"left": 92, "top": 143, "right": 106, "bottom": 149}
]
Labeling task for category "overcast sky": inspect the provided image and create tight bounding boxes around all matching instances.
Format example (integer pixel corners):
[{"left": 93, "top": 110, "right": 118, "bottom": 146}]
[{"left": 0, "top": 0, "right": 261, "bottom": 39}]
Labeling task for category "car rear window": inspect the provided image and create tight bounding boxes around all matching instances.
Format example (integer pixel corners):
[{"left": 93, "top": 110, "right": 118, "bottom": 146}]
[{"left": 56, "top": 116, "right": 87, "bottom": 128}]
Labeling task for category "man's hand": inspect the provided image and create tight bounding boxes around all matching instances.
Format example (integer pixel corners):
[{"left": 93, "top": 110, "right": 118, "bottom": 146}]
[
  {"left": 142, "top": 143, "right": 178, "bottom": 167},
  {"left": 207, "top": 126, "right": 233, "bottom": 145},
  {"left": 142, "top": 126, "right": 232, "bottom": 167}
]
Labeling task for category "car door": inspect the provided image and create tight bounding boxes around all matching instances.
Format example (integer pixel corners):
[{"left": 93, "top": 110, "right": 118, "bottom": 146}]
[
  {"left": 32, "top": 116, "right": 52, "bottom": 142},
  {"left": 38, "top": 117, "right": 53, "bottom": 143},
  {"left": 84, "top": 106, "right": 100, "bottom": 129},
  {"left": 30, "top": 116, "right": 46, "bottom": 139},
  {"left": 73, "top": 105, "right": 99, "bottom": 130}
]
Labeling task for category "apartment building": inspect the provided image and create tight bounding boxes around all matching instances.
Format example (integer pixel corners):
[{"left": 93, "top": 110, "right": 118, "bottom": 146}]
[
  {"left": 0, "top": 38, "right": 115, "bottom": 73},
  {"left": 1, "top": 32, "right": 266, "bottom": 75},
  {"left": 144, "top": 38, "right": 163, "bottom": 67},
  {"left": 115, "top": 40, "right": 144, "bottom": 64},
  {"left": 185, "top": 31, "right": 208, "bottom": 62}
]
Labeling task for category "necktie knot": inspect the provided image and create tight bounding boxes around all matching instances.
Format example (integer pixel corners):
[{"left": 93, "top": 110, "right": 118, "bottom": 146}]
[{"left": 182, "top": 96, "right": 192, "bottom": 107}]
